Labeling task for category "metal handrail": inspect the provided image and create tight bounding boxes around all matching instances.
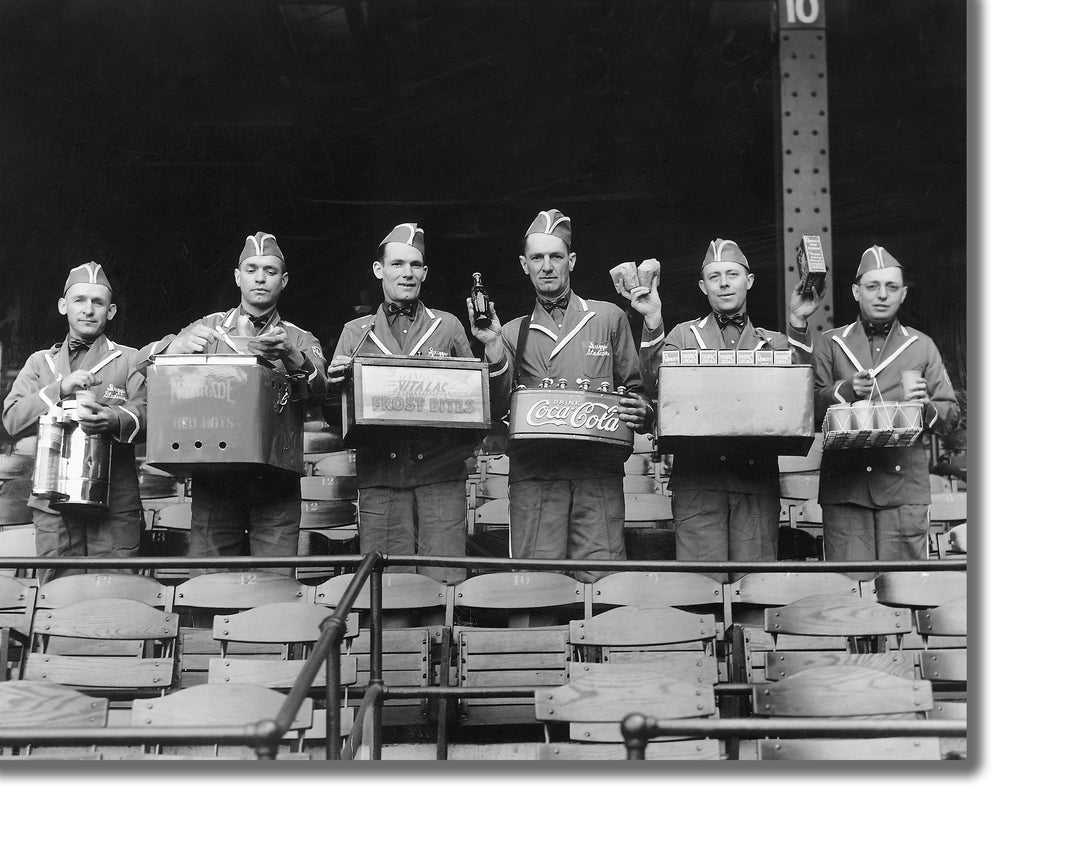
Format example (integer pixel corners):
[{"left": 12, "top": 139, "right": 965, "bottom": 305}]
[{"left": 619, "top": 715, "right": 968, "bottom": 760}]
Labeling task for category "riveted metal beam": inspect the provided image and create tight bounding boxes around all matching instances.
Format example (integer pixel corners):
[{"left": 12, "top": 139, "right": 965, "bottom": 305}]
[{"left": 776, "top": 0, "right": 834, "bottom": 333}]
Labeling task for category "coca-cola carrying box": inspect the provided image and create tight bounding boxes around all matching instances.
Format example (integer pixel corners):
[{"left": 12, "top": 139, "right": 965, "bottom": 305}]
[
  {"left": 657, "top": 365, "right": 814, "bottom": 455},
  {"left": 343, "top": 356, "right": 490, "bottom": 437},
  {"left": 509, "top": 388, "right": 633, "bottom": 447},
  {"left": 145, "top": 354, "right": 304, "bottom": 476}
]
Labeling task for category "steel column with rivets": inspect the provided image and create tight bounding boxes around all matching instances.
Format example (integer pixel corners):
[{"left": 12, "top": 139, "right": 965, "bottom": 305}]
[{"left": 776, "top": 0, "right": 834, "bottom": 334}]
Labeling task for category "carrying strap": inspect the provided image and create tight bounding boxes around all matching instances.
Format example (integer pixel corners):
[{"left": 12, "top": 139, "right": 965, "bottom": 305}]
[{"left": 511, "top": 310, "right": 535, "bottom": 388}]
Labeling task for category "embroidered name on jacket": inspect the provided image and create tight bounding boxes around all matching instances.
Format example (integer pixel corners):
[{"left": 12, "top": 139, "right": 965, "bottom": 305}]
[
  {"left": 426, "top": 348, "right": 451, "bottom": 359},
  {"left": 102, "top": 384, "right": 128, "bottom": 402},
  {"left": 585, "top": 342, "right": 610, "bottom": 357}
]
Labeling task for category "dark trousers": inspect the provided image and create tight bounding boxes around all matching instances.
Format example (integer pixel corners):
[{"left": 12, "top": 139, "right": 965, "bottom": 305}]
[
  {"left": 189, "top": 473, "right": 300, "bottom": 575},
  {"left": 357, "top": 480, "right": 467, "bottom": 584},
  {"left": 509, "top": 477, "right": 625, "bottom": 582},
  {"left": 671, "top": 489, "right": 779, "bottom": 581},
  {"left": 32, "top": 506, "right": 141, "bottom": 583},
  {"left": 821, "top": 503, "right": 929, "bottom": 579}
]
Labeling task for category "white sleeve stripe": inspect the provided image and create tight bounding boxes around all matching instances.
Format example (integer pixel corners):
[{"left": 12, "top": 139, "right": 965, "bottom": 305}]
[
  {"left": 640, "top": 334, "right": 665, "bottom": 348},
  {"left": 117, "top": 405, "right": 140, "bottom": 443},
  {"left": 489, "top": 361, "right": 508, "bottom": 377},
  {"left": 787, "top": 336, "right": 812, "bottom": 353},
  {"left": 832, "top": 381, "right": 845, "bottom": 403}
]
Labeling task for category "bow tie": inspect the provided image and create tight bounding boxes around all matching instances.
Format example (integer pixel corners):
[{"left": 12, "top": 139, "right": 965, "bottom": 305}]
[
  {"left": 68, "top": 338, "right": 92, "bottom": 353},
  {"left": 386, "top": 301, "right": 418, "bottom": 320},
  {"left": 863, "top": 319, "right": 892, "bottom": 337},
  {"left": 716, "top": 312, "right": 747, "bottom": 329},
  {"left": 240, "top": 309, "right": 272, "bottom": 330},
  {"left": 539, "top": 295, "right": 569, "bottom": 314}
]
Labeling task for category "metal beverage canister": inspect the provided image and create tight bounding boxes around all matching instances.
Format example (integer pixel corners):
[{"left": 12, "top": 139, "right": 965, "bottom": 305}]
[
  {"left": 51, "top": 401, "right": 111, "bottom": 511},
  {"left": 31, "top": 408, "right": 69, "bottom": 501}
]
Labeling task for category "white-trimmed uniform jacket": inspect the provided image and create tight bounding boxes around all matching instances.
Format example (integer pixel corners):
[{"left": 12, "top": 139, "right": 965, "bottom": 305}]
[
  {"left": 2, "top": 335, "right": 145, "bottom": 514},
  {"left": 334, "top": 302, "right": 510, "bottom": 488},
  {"left": 813, "top": 319, "right": 959, "bottom": 508},
  {"left": 639, "top": 314, "right": 813, "bottom": 495},
  {"left": 139, "top": 307, "right": 328, "bottom": 403},
  {"left": 499, "top": 290, "right": 645, "bottom": 482}
]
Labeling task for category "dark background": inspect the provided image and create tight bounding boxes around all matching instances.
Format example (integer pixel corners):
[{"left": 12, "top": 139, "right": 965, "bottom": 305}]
[{"left": 0, "top": 0, "right": 966, "bottom": 392}]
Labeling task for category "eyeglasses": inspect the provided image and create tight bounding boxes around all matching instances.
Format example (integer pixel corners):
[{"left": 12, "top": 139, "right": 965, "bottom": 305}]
[{"left": 858, "top": 282, "right": 904, "bottom": 294}]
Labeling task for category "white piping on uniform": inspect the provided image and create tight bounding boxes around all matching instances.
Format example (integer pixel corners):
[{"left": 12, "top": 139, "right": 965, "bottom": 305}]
[
  {"left": 528, "top": 323, "right": 559, "bottom": 342},
  {"left": 787, "top": 336, "right": 812, "bottom": 353},
  {"left": 550, "top": 312, "right": 596, "bottom": 358},
  {"left": 689, "top": 325, "right": 707, "bottom": 350},
  {"left": 117, "top": 405, "right": 140, "bottom": 443},
  {"left": 408, "top": 318, "right": 442, "bottom": 356},
  {"left": 868, "top": 335, "right": 918, "bottom": 378},
  {"left": 367, "top": 332, "right": 394, "bottom": 355}
]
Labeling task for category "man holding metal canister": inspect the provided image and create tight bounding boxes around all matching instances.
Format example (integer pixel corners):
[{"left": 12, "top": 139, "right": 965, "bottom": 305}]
[
  {"left": 476, "top": 209, "right": 651, "bottom": 580},
  {"left": 629, "top": 238, "right": 821, "bottom": 575},
  {"left": 813, "top": 245, "right": 959, "bottom": 562},
  {"left": 327, "top": 223, "right": 510, "bottom": 584},
  {"left": 3, "top": 262, "right": 144, "bottom": 579},
  {"left": 140, "top": 232, "right": 327, "bottom": 569}
]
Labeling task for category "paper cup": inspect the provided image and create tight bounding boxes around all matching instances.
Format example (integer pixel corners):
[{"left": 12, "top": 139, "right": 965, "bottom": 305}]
[
  {"left": 825, "top": 404, "right": 853, "bottom": 432},
  {"left": 901, "top": 369, "right": 923, "bottom": 399},
  {"left": 893, "top": 401, "right": 924, "bottom": 429},
  {"left": 851, "top": 400, "right": 874, "bottom": 430},
  {"left": 872, "top": 403, "right": 896, "bottom": 429}
]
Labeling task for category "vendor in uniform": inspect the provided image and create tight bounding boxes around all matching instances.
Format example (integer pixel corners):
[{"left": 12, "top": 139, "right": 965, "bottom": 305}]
[
  {"left": 630, "top": 238, "right": 821, "bottom": 576},
  {"left": 480, "top": 209, "right": 651, "bottom": 580},
  {"left": 140, "top": 232, "right": 327, "bottom": 571},
  {"left": 327, "top": 223, "right": 510, "bottom": 584},
  {"left": 3, "top": 261, "right": 144, "bottom": 581},
  {"left": 813, "top": 245, "right": 959, "bottom": 565}
]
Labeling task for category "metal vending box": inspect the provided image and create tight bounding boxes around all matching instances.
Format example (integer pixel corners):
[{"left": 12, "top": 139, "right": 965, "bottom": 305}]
[
  {"left": 657, "top": 365, "right": 815, "bottom": 455},
  {"left": 342, "top": 356, "right": 490, "bottom": 439},
  {"left": 145, "top": 354, "right": 304, "bottom": 476},
  {"left": 508, "top": 388, "right": 633, "bottom": 447}
]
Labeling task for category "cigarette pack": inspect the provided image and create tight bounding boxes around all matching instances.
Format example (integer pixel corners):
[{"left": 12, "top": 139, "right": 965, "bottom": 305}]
[
  {"left": 699, "top": 350, "right": 719, "bottom": 365},
  {"left": 755, "top": 350, "right": 775, "bottom": 365},
  {"left": 717, "top": 351, "right": 737, "bottom": 366},
  {"left": 773, "top": 350, "right": 793, "bottom": 366},
  {"left": 736, "top": 350, "right": 755, "bottom": 366},
  {"left": 796, "top": 234, "right": 828, "bottom": 296},
  {"left": 661, "top": 350, "right": 681, "bottom": 365},
  {"left": 680, "top": 349, "right": 700, "bottom": 365}
]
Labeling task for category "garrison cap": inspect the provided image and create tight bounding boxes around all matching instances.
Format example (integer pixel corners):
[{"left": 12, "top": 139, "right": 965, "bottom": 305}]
[
  {"left": 238, "top": 232, "right": 285, "bottom": 267},
  {"left": 379, "top": 223, "right": 425, "bottom": 259},
  {"left": 855, "top": 245, "right": 903, "bottom": 280},
  {"left": 64, "top": 261, "right": 111, "bottom": 294},
  {"left": 525, "top": 209, "right": 572, "bottom": 251},
  {"left": 702, "top": 238, "right": 749, "bottom": 271}
]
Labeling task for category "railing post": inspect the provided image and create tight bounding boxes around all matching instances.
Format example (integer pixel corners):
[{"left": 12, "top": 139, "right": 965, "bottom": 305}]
[
  {"left": 326, "top": 636, "right": 342, "bottom": 760},
  {"left": 621, "top": 713, "right": 651, "bottom": 761},
  {"left": 253, "top": 719, "right": 282, "bottom": 760},
  {"left": 370, "top": 552, "right": 384, "bottom": 760}
]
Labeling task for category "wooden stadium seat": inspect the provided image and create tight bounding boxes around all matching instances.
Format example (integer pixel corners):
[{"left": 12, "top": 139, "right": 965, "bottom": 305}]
[
  {"left": 207, "top": 602, "right": 359, "bottom": 697},
  {"left": 623, "top": 493, "right": 673, "bottom": 527},
  {"left": 569, "top": 605, "right": 719, "bottom": 690},
  {"left": 0, "top": 525, "right": 36, "bottom": 558},
  {"left": 36, "top": 573, "right": 173, "bottom": 610},
  {"left": 731, "top": 592, "right": 913, "bottom": 686},
  {"left": 172, "top": 571, "right": 313, "bottom": 688},
  {"left": 623, "top": 474, "right": 660, "bottom": 494},
  {"left": 130, "top": 683, "right": 313, "bottom": 759},
  {"left": 534, "top": 664, "right": 722, "bottom": 758},
  {"left": 913, "top": 595, "right": 966, "bottom": 648},
  {"left": 1, "top": 576, "right": 36, "bottom": 681},
  {"left": 473, "top": 497, "right": 509, "bottom": 531},
  {"left": 22, "top": 598, "right": 178, "bottom": 698},
  {"left": 452, "top": 572, "right": 587, "bottom": 728},
  {"left": 870, "top": 571, "right": 966, "bottom": 613},
  {"left": 300, "top": 474, "right": 358, "bottom": 501},
  {"left": 312, "top": 450, "right": 357, "bottom": 477},
  {"left": 0, "top": 680, "right": 111, "bottom": 758},
  {"left": 724, "top": 571, "right": 861, "bottom": 632},
  {"left": 750, "top": 665, "right": 940, "bottom": 760},
  {"left": 478, "top": 453, "right": 509, "bottom": 477}
]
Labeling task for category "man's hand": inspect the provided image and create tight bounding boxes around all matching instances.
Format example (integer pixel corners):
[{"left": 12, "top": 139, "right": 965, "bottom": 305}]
[
  {"left": 788, "top": 282, "right": 823, "bottom": 328},
  {"left": 618, "top": 393, "right": 650, "bottom": 433},
  {"left": 903, "top": 376, "right": 929, "bottom": 403},
  {"left": 59, "top": 370, "right": 101, "bottom": 396},
  {"left": 852, "top": 369, "right": 875, "bottom": 398},
  {"left": 77, "top": 400, "right": 118, "bottom": 435},
  {"left": 248, "top": 326, "right": 303, "bottom": 370},
  {"left": 327, "top": 354, "right": 352, "bottom": 385},
  {"left": 164, "top": 324, "right": 221, "bottom": 355},
  {"left": 612, "top": 261, "right": 663, "bottom": 330},
  {"left": 466, "top": 299, "right": 505, "bottom": 361}
]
